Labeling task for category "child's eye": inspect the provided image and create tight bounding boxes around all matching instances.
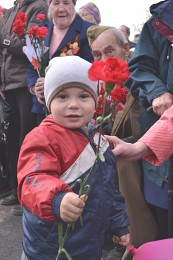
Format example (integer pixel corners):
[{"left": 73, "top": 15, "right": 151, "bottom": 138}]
[
  {"left": 80, "top": 94, "right": 90, "bottom": 99},
  {"left": 57, "top": 94, "right": 67, "bottom": 99}
]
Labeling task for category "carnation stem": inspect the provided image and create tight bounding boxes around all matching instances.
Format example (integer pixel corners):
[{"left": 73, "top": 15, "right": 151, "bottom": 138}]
[{"left": 96, "top": 93, "right": 107, "bottom": 157}]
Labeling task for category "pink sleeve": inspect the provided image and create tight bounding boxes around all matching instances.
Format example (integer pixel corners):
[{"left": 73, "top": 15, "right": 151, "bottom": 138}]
[{"left": 139, "top": 105, "right": 173, "bottom": 166}]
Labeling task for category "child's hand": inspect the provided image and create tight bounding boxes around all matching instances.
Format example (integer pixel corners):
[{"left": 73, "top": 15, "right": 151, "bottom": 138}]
[
  {"left": 60, "top": 192, "right": 87, "bottom": 222},
  {"left": 112, "top": 233, "right": 130, "bottom": 247}
]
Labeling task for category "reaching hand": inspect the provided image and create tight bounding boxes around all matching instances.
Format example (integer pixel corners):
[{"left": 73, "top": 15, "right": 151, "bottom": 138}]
[
  {"left": 152, "top": 93, "right": 173, "bottom": 116},
  {"left": 60, "top": 192, "right": 87, "bottom": 222},
  {"left": 112, "top": 233, "right": 130, "bottom": 247},
  {"left": 105, "top": 135, "right": 151, "bottom": 160}
]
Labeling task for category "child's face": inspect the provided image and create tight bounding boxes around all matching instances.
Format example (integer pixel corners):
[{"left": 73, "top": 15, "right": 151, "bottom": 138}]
[{"left": 50, "top": 87, "right": 96, "bottom": 129}]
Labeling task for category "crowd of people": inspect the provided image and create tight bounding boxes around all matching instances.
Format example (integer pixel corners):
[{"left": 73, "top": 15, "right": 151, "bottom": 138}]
[{"left": 0, "top": 0, "right": 172, "bottom": 260}]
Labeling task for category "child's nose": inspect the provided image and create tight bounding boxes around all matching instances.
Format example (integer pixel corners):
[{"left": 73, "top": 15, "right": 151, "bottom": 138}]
[{"left": 68, "top": 98, "right": 79, "bottom": 107}]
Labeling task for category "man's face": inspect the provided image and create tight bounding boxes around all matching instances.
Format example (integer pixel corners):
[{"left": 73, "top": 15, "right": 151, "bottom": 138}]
[{"left": 91, "top": 29, "right": 128, "bottom": 61}]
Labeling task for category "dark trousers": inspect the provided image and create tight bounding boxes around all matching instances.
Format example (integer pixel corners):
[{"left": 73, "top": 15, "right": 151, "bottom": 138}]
[
  {"left": 149, "top": 204, "right": 168, "bottom": 239},
  {"left": 5, "top": 88, "right": 36, "bottom": 191},
  {"left": 33, "top": 113, "right": 45, "bottom": 126}
]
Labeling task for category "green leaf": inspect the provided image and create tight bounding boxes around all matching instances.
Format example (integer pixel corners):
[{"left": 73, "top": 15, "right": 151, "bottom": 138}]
[
  {"left": 57, "top": 222, "right": 64, "bottom": 249},
  {"left": 80, "top": 214, "right": 83, "bottom": 226},
  {"left": 98, "top": 139, "right": 108, "bottom": 162},
  {"left": 99, "top": 153, "right": 105, "bottom": 162},
  {"left": 68, "top": 223, "right": 75, "bottom": 232},
  {"left": 103, "top": 113, "right": 112, "bottom": 122},
  {"left": 83, "top": 185, "right": 90, "bottom": 196},
  {"left": 104, "top": 82, "right": 115, "bottom": 92},
  {"left": 70, "top": 178, "right": 82, "bottom": 189},
  {"left": 62, "top": 248, "right": 73, "bottom": 260},
  {"left": 96, "top": 116, "right": 103, "bottom": 124}
]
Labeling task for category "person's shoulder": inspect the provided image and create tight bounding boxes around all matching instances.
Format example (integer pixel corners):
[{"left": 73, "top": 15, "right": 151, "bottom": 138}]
[
  {"left": 23, "top": 0, "right": 48, "bottom": 11},
  {"left": 25, "top": 118, "right": 62, "bottom": 141},
  {"left": 150, "top": 0, "right": 170, "bottom": 15},
  {"left": 22, "top": 0, "right": 48, "bottom": 22},
  {"left": 24, "top": 0, "right": 48, "bottom": 6},
  {"left": 34, "top": 0, "right": 48, "bottom": 8},
  {"left": 75, "top": 13, "right": 95, "bottom": 30}
]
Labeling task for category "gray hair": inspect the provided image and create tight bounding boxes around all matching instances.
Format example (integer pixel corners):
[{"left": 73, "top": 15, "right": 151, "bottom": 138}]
[
  {"left": 48, "top": 7, "right": 52, "bottom": 22},
  {"left": 112, "top": 28, "right": 127, "bottom": 46}
]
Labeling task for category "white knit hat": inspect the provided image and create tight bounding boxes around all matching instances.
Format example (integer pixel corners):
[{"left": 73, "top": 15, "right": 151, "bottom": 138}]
[{"left": 44, "top": 56, "right": 98, "bottom": 111}]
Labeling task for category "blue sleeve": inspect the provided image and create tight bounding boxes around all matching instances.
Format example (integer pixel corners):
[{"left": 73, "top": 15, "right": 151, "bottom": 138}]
[
  {"left": 27, "top": 63, "right": 38, "bottom": 88},
  {"left": 126, "top": 16, "right": 171, "bottom": 108},
  {"left": 109, "top": 186, "right": 130, "bottom": 237},
  {"left": 52, "top": 192, "right": 67, "bottom": 219}
]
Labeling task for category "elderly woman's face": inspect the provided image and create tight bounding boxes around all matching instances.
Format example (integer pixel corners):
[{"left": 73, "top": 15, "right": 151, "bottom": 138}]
[{"left": 49, "top": 0, "right": 76, "bottom": 29}]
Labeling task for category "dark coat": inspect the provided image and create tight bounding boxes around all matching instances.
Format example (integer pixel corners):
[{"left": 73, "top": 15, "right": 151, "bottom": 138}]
[
  {"left": 0, "top": 0, "right": 48, "bottom": 91},
  {"left": 126, "top": 0, "right": 172, "bottom": 209},
  {"left": 111, "top": 92, "right": 160, "bottom": 251}
]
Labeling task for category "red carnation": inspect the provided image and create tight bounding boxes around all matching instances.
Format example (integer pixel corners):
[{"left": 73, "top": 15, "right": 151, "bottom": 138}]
[
  {"left": 88, "top": 57, "right": 130, "bottom": 86},
  {"left": 35, "top": 27, "right": 48, "bottom": 39},
  {"left": 37, "top": 14, "right": 46, "bottom": 21},
  {"left": 16, "top": 12, "right": 28, "bottom": 21},
  {"left": 28, "top": 26, "right": 48, "bottom": 39},
  {"left": 28, "top": 25, "right": 39, "bottom": 37},
  {"left": 13, "top": 21, "right": 26, "bottom": 35},
  {"left": 110, "top": 86, "right": 128, "bottom": 104},
  {"left": 13, "top": 12, "right": 28, "bottom": 36}
]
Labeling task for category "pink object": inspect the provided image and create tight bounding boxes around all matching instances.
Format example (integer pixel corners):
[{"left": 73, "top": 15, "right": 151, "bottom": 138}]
[
  {"left": 139, "top": 105, "right": 173, "bottom": 166},
  {"left": 128, "top": 239, "right": 173, "bottom": 260},
  {"left": 0, "top": 6, "right": 4, "bottom": 12}
]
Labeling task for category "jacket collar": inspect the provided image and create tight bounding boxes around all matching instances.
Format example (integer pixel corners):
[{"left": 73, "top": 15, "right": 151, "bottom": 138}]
[
  {"left": 151, "top": 0, "right": 173, "bottom": 30},
  {"left": 151, "top": 0, "right": 173, "bottom": 42}
]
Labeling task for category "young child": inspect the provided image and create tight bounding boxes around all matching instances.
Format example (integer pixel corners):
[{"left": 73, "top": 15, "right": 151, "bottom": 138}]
[{"left": 17, "top": 56, "right": 130, "bottom": 260}]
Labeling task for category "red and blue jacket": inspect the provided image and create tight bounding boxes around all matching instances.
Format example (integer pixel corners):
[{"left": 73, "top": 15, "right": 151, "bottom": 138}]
[{"left": 17, "top": 115, "right": 129, "bottom": 260}]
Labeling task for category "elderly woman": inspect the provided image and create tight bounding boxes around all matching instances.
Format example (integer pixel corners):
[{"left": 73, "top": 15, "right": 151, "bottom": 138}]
[
  {"left": 78, "top": 2, "right": 101, "bottom": 25},
  {"left": 27, "top": 0, "right": 94, "bottom": 124}
]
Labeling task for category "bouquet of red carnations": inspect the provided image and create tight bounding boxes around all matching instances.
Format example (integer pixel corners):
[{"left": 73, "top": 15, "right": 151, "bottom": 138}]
[{"left": 13, "top": 12, "right": 48, "bottom": 77}]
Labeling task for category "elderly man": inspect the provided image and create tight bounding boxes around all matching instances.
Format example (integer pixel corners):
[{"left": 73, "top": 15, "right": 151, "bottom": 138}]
[{"left": 87, "top": 25, "right": 159, "bottom": 260}]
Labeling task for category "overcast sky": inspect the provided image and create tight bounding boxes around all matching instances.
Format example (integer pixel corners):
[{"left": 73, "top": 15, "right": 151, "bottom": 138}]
[{"left": 1, "top": 0, "right": 159, "bottom": 39}]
